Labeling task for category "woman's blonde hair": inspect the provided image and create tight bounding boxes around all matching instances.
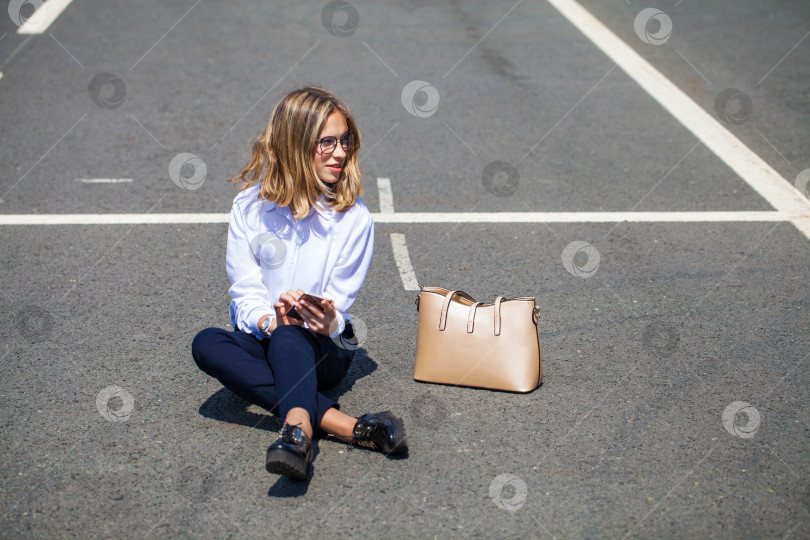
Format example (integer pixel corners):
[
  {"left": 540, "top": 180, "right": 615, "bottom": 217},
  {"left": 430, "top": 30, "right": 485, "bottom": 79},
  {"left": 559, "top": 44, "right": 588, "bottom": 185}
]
[{"left": 229, "top": 85, "right": 363, "bottom": 220}]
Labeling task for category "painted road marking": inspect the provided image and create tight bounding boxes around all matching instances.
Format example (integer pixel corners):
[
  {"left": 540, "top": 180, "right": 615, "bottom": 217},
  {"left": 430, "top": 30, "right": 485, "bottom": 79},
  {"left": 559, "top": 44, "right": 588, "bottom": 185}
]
[
  {"left": 0, "top": 211, "right": 793, "bottom": 226},
  {"left": 547, "top": 0, "right": 810, "bottom": 240},
  {"left": 374, "top": 211, "right": 795, "bottom": 223},
  {"left": 17, "top": 0, "right": 74, "bottom": 34},
  {"left": 377, "top": 177, "right": 394, "bottom": 213},
  {"left": 376, "top": 176, "right": 418, "bottom": 289},
  {"left": 77, "top": 178, "right": 133, "bottom": 184},
  {"left": 390, "top": 233, "right": 419, "bottom": 291}
]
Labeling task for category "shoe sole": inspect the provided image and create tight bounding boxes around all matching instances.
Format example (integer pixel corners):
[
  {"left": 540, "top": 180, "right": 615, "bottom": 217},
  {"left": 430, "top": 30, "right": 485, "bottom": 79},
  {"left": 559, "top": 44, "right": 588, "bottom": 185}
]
[
  {"left": 265, "top": 449, "right": 308, "bottom": 480},
  {"left": 375, "top": 411, "right": 409, "bottom": 455}
]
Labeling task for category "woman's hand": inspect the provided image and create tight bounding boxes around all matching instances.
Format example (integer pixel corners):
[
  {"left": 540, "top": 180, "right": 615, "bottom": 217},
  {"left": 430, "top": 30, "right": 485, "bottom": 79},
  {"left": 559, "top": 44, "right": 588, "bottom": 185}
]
[
  {"left": 273, "top": 289, "right": 306, "bottom": 327},
  {"left": 297, "top": 294, "right": 337, "bottom": 337}
]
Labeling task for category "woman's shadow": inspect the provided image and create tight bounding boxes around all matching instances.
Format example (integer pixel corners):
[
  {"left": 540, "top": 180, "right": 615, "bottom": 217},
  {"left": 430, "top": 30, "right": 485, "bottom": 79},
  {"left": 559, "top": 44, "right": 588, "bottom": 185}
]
[{"left": 197, "top": 346, "right": 377, "bottom": 497}]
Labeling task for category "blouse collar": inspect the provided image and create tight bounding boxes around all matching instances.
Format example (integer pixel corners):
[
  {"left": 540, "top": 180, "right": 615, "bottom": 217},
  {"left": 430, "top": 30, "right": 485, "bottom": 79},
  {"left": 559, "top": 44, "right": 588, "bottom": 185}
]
[{"left": 262, "top": 193, "right": 335, "bottom": 224}]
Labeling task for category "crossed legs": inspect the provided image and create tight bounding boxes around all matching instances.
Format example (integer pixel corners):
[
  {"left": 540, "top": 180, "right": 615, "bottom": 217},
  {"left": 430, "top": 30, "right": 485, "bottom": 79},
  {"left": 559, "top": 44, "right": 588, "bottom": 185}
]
[{"left": 191, "top": 325, "right": 356, "bottom": 438}]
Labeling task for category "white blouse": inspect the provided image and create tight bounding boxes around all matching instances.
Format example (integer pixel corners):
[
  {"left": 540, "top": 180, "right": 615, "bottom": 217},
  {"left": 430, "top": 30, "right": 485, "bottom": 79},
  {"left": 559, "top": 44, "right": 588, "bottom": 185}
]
[{"left": 226, "top": 183, "right": 374, "bottom": 339}]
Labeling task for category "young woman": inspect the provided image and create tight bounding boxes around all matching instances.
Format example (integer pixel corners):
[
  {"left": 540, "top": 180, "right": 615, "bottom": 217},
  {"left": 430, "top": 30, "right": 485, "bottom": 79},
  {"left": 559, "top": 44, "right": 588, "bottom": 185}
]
[{"left": 191, "top": 86, "right": 407, "bottom": 480}]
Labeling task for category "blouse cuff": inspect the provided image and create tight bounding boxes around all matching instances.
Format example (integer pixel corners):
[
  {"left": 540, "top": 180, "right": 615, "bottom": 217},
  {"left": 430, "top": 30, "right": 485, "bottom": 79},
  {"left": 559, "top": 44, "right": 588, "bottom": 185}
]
[
  {"left": 328, "top": 310, "right": 346, "bottom": 339},
  {"left": 247, "top": 307, "right": 274, "bottom": 339}
]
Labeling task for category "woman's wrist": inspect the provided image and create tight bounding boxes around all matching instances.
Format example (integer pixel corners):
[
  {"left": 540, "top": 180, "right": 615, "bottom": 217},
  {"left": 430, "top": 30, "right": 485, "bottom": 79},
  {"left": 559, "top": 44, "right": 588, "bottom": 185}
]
[{"left": 258, "top": 314, "right": 276, "bottom": 336}]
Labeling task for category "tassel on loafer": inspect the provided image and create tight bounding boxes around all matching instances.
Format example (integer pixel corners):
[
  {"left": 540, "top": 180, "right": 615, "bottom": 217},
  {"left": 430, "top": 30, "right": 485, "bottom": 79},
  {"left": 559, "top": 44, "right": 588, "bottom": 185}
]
[
  {"left": 265, "top": 425, "right": 312, "bottom": 480},
  {"left": 352, "top": 411, "right": 408, "bottom": 455}
]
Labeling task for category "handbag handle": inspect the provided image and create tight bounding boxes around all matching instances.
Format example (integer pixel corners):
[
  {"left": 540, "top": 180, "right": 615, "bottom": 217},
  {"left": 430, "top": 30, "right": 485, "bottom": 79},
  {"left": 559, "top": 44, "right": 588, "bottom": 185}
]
[
  {"left": 438, "top": 290, "right": 475, "bottom": 331},
  {"left": 466, "top": 298, "right": 507, "bottom": 336},
  {"left": 494, "top": 296, "right": 504, "bottom": 336},
  {"left": 439, "top": 293, "right": 505, "bottom": 335},
  {"left": 466, "top": 302, "right": 481, "bottom": 333}
]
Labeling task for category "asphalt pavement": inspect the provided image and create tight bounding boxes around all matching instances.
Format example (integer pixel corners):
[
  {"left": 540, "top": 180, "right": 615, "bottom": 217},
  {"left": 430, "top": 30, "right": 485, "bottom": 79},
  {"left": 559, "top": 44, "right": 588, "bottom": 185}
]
[{"left": 1, "top": 1, "right": 808, "bottom": 538}]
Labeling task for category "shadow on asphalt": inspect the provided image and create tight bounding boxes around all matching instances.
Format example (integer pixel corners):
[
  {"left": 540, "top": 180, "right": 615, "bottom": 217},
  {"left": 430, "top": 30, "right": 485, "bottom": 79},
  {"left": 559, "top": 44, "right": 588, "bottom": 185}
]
[
  {"left": 265, "top": 440, "right": 322, "bottom": 497},
  {"left": 196, "top": 347, "right": 379, "bottom": 495},
  {"left": 199, "top": 389, "right": 283, "bottom": 432},
  {"left": 197, "top": 346, "right": 378, "bottom": 430},
  {"left": 267, "top": 475, "right": 312, "bottom": 496},
  {"left": 320, "top": 346, "right": 378, "bottom": 404}
]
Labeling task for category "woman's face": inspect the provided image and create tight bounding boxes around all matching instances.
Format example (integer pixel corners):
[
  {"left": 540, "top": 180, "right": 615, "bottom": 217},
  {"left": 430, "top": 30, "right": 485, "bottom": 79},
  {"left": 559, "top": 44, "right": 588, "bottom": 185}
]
[{"left": 313, "top": 110, "right": 349, "bottom": 185}]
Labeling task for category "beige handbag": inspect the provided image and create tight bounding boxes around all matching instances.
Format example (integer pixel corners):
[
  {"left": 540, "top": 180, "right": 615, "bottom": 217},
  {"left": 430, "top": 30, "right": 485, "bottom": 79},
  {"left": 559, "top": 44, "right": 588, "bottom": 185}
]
[{"left": 413, "top": 285, "right": 543, "bottom": 393}]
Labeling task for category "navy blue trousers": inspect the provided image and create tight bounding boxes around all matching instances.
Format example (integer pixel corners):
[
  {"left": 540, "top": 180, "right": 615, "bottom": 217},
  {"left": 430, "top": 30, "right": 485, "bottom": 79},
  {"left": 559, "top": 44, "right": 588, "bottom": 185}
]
[{"left": 191, "top": 323, "right": 355, "bottom": 428}]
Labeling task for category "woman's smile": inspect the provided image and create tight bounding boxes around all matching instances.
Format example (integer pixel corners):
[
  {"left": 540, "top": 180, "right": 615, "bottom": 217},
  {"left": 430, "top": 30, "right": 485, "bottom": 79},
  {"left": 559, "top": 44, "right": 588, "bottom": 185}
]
[{"left": 315, "top": 110, "right": 350, "bottom": 184}]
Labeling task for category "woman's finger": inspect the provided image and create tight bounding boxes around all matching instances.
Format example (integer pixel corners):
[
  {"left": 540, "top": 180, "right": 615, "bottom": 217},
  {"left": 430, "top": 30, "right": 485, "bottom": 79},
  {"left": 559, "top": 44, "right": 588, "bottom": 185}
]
[
  {"left": 299, "top": 298, "right": 326, "bottom": 318},
  {"left": 286, "top": 289, "right": 303, "bottom": 301},
  {"left": 298, "top": 306, "right": 320, "bottom": 326},
  {"left": 279, "top": 292, "right": 299, "bottom": 308},
  {"left": 304, "top": 309, "right": 336, "bottom": 336}
]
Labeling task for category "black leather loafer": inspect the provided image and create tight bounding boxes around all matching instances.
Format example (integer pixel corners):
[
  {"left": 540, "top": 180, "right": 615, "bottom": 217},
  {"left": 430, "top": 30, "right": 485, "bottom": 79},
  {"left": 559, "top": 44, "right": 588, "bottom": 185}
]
[
  {"left": 352, "top": 411, "right": 408, "bottom": 455},
  {"left": 265, "top": 425, "right": 312, "bottom": 480}
]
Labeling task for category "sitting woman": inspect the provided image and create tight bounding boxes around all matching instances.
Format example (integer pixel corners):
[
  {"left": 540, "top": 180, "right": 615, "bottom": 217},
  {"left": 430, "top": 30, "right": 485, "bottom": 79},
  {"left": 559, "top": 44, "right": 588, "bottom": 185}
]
[{"left": 191, "top": 85, "right": 407, "bottom": 480}]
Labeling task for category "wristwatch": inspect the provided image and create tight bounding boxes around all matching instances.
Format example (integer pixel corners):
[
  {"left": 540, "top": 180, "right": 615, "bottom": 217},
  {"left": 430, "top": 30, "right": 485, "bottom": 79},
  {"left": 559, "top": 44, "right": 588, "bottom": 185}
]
[{"left": 260, "top": 316, "right": 273, "bottom": 336}]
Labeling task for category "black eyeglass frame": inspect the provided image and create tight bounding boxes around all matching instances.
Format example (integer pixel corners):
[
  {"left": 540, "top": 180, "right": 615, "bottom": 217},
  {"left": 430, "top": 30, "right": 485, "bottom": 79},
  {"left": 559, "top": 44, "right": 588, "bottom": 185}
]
[{"left": 314, "top": 133, "right": 355, "bottom": 155}]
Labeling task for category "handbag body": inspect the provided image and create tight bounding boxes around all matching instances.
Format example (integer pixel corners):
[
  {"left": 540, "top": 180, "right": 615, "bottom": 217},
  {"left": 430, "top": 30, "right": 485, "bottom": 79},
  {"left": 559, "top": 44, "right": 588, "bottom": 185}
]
[{"left": 413, "top": 286, "right": 543, "bottom": 393}]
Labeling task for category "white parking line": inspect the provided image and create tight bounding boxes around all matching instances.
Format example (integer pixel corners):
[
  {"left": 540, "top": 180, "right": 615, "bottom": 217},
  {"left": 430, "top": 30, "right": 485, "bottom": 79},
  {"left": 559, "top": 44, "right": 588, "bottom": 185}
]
[
  {"left": 373, "top": 211, "right": 793, "bottom": 223},
  {"left": 0, "top": 211, "right": 792, "bottom": 226},
  {"left": 389, "top": 233, "right": 419, "bottom": 291},
  {"left": 77, "top": 178, "right": 133, "bottom": 184},
  {"left": 376, "top": 177, "right": 419, "bottom": 290},
  {"left": 17, "top": 0, "right": 74, "bottom": 34},
  {"left": 547, "top": 0, "right": 810, "bottom": 240},
  {"left": 0, "top": 214, "right": 228, "bottom": 225},
  {"left": 377, "top": 177, "right": 395, "bottom": 213}
]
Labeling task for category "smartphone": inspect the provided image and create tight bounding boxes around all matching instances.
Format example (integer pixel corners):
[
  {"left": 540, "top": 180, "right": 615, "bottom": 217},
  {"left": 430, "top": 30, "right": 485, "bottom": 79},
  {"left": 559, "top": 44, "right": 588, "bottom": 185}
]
[{"left": 286, "top": 293, "right": 332, "bottom": 321}]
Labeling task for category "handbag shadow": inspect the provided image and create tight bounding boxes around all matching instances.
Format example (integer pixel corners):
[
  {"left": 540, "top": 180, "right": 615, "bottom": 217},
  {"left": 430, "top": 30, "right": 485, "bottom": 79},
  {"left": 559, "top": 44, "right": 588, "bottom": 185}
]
[{"left": 413, "top": 378, "right": 544, "bottom": 394}]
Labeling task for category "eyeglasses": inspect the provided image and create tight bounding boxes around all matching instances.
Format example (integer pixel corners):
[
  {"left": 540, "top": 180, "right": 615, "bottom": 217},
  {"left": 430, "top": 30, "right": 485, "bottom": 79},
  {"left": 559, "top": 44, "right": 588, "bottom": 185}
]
[{"left": 315, "top": 133, "right": 354, "bottom": 155}]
